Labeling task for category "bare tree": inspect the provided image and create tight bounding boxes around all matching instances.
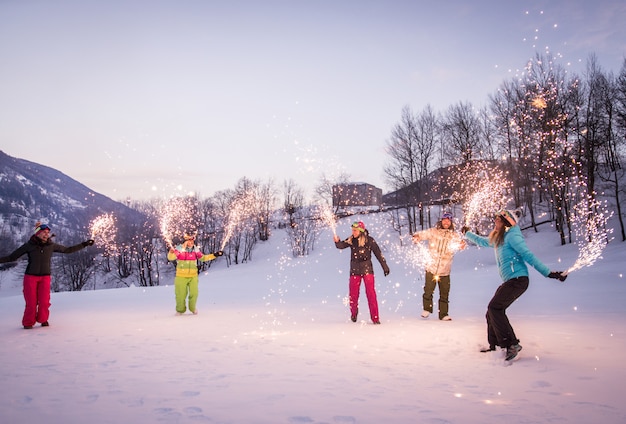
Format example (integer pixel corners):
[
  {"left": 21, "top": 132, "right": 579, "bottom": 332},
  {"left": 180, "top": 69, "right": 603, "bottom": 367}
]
[
  {"left": 384, "top": 105, "right": 439, "bottom": 233},
  {"left": 282, "top": 180, "right": 319, "bottom": 257},
  {"left": 284, "top": 179, "right": 305, "bottom": 228},
  {"left": 600, "top": 58, "right": 626, "bottom": 241},
  {"left": 256, "top": 179, "right": 276, "bottom": 241},
  {"left": 55, "top": 249, "right": 94, "bottom": 292},
  {"left": 441, "top": 101, "right": 483, "bottom": 164},
  {"left": 314, "top": 172, "right": 350, "bottom": 212}
]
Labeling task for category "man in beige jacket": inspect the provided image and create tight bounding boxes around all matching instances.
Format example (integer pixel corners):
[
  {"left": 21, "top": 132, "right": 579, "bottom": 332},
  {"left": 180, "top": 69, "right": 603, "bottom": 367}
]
[{"left": 412, "top": 212, "right": 466, "bottom": 320}]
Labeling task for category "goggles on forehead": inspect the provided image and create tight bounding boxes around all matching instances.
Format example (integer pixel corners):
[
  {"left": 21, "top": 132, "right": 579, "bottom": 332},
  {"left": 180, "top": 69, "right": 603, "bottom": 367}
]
[
  {"left": 351, "top": 221, "right": 365, "bottom": 232},
  {"left": 496, "top": 210, "right": 512, "bottom": 219},
  {"left": 495, "top": 209, "right": 516, "bottom": 226}
]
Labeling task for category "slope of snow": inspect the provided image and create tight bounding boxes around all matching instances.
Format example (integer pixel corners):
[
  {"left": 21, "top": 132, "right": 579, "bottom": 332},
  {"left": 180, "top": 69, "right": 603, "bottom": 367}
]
[{"left": 1, "top": 215, "right": 625, "bottom": 423}]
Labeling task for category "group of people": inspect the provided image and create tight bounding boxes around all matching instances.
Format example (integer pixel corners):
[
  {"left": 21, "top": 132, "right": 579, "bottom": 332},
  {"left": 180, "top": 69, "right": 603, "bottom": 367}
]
[
  {"left": 0, "top": 223, "right": 224, "bottom": 328},
  {"left": 334, "top": 210, "right": 567, "bottom": 362},
  {"left": 2, "top": 210, "right": 568, "bottom": 362}
]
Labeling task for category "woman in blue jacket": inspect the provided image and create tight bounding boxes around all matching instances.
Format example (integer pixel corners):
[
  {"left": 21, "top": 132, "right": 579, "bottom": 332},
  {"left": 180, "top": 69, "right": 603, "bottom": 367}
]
[{"left": 463, "top": 209, "right": 567, "bottom": 361}]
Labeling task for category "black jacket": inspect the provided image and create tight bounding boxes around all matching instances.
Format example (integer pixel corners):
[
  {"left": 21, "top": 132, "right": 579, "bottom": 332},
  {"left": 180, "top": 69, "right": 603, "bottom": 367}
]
[
  {"left": 335, "top": 233, "right": 390, "bottom": 276},
  {"left": 0, "top": 235, "right": 86, "bottom": 276}
]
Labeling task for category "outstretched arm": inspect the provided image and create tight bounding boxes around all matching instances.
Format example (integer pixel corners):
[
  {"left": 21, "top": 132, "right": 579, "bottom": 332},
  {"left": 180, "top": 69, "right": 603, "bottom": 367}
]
[
  {"left": 464, "top": 231, "right": 491, "bottom": 248},
  {"left": 0, "top": 243, "right": 30, "bottom": 263}
]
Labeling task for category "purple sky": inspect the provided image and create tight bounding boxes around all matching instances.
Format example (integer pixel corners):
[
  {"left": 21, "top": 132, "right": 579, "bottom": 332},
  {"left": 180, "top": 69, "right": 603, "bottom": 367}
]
[{"left": 1, "top": 0, "right": 624, "bottom": 201}]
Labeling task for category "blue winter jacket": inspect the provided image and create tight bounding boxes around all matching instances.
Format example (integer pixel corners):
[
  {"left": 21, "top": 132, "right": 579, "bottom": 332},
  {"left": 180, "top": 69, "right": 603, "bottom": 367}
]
[{"left": 465, "top": 226, "right": 550, "bottom": 282}]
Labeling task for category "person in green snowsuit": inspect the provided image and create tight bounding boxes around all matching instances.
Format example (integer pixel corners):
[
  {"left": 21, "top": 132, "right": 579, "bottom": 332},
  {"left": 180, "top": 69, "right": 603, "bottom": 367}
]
[{"left": 167, "top": 233, "right": 223, "bottom": 315}]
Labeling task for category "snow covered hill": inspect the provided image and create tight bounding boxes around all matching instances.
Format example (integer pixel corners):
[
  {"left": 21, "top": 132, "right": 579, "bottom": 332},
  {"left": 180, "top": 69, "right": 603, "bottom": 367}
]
[{"left": 0, "top": 214, "right": 625, "bottom": 423}]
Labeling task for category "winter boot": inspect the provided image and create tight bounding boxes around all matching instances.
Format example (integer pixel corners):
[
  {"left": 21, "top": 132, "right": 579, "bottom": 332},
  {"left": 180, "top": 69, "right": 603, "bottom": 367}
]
[{"left": 505, "top": 344, "right": 523, "bottom": 361}]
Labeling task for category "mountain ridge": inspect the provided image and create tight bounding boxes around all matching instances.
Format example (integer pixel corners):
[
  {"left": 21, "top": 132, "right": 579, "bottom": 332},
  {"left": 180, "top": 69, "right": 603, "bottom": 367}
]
[{"left": 0, "top": 150, "right": 146, "bottom": 248}]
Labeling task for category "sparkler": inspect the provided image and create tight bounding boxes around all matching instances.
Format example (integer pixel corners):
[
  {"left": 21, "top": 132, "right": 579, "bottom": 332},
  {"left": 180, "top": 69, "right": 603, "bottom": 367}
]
[
  {"left": 88, "top": 213, "right": 117, "bottom": 250},
  {"left": 159, "top": 197, "right": 200, "bottom": 248},
  {"left": 564, "top": 194, "right": 613, "bottom": 275},
  {"left": 400, "top": 235, "right": 434, "bottom": 272},
  {"left": 219, "top": 191, "right": 257, "bottom": 251},
  {"left": 441, "top": 161, "right": 512, "bottom": 230},
  {"left": 318, "top": 204, "right": 337, "bottom": 236}
]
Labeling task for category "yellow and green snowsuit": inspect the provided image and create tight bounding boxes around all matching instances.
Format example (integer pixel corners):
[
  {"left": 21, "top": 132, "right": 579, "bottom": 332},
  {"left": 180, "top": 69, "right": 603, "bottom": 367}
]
[{"left": 167, "top": 246, "right": 218, "bottom": 314}]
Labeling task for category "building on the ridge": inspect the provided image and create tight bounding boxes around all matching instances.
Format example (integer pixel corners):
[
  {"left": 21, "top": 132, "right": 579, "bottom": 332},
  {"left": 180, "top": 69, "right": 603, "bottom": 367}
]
[{"left": 332, "top": 183, "right": 383, "bottom": 208}]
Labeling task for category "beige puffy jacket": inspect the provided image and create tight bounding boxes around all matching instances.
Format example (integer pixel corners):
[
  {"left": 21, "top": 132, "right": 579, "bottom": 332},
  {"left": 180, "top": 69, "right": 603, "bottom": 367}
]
[{"left": 413, "top": 228, "right": 464, "bottom": 276}]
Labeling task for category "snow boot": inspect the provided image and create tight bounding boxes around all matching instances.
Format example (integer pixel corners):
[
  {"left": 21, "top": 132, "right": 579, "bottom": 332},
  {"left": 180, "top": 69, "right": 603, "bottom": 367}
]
[{"left": 505, "top": 344, "right": 522, "bottom": 361}]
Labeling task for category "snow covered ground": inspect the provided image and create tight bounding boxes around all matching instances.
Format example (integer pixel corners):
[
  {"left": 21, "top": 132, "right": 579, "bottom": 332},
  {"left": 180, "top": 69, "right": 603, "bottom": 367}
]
[{"left": 1, "top": 214, "right": 625, "bottom": 424}]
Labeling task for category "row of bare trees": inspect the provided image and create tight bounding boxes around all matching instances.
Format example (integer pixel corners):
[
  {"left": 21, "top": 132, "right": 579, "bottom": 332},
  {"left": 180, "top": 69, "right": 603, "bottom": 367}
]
[
  {"left": 384, "top": 54, "right": 626, "bottom": 243},
  {"left": 46, "top": 176, "right": 338, "bottom": 291}
]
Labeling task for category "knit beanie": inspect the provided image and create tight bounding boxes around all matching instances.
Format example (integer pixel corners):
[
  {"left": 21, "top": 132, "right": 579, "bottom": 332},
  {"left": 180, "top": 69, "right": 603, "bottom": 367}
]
[{"left": 34, "top": 222, "right": 51, "bottom": 236}]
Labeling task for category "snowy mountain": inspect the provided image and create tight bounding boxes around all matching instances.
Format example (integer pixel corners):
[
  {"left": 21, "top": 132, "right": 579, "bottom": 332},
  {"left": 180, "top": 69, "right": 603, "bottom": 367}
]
[{"left": 0, "top": 150, "right": 146, "bottom": 246}]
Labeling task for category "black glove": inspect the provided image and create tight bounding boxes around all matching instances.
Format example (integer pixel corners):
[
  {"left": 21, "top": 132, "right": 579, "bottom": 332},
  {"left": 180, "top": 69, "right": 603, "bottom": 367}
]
[
  {"left": 548, "top": 271, "right": 567, "bottom": 282},
  {"left": 213, "top": 251, "right": 224, "bottom": 257},
  {"left": 83, "top": 239, "right": 95, "bottom": 247},
  {"left": 461, "top": 226, "right": 469, "bottom": 234},
  {"left": 383, "top": 266, "right": 390, "bottom": 277}
]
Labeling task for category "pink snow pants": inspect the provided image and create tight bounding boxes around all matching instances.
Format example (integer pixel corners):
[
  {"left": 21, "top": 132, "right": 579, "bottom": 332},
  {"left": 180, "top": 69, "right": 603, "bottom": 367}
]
[
  {"left": 349, "top": 274, "right": 379, "bottom": 322},
  {"left": 22, "top": 274, "right": 51, "bottom": 327}
]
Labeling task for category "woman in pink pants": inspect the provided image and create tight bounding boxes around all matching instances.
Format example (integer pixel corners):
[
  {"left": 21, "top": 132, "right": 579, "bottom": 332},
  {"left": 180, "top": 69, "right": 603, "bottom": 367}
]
[
  {"left": 0, "top": 222, "right": 93, "bottom": 329},
  {"left": 334, "top": 221, "right": 390, "bottom": 324}
]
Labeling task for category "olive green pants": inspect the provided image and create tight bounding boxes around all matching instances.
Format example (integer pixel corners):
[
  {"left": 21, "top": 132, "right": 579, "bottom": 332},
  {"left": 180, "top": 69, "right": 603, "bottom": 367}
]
[
  {"left": 174, "top": 276, "right": 199, "bottom": 313},
  {"left": 423, "top": 272, "right": 451, "bottom": 320}
]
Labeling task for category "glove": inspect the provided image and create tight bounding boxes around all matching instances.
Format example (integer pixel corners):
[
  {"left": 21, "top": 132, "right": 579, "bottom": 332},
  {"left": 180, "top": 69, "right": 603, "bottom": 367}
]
[
  {"left": 548, "top": 271, "right": 567, "bottom": 282},
  {"left": 383, "top": 266, "right": 390, "bottom": 277},
  {"left": 461, "top": 226, "right": 469, "bottom": 234},
  {"left": 213, "top": 251, "right": 224, "bottom": 257},
  {"left": 83, "top": 239, "right": 95, "bottom": 247}
]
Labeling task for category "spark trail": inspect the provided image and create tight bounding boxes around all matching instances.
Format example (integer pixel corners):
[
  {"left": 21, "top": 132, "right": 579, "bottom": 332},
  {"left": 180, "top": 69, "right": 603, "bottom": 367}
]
[
  {"left": 564, "top": 194, "right": 613, "bottom": 275},
  {"left": 220, "top": 191, "right": 257, "bottom": 251},
  {"left": 88, "top": 213, "right": 117, "bottom": 250},
  {"left": 317, "top": 204, "right": 337, "bottom": 237},
  {"left": 159, "top": 197, "right": 199, "bottom": 248}
]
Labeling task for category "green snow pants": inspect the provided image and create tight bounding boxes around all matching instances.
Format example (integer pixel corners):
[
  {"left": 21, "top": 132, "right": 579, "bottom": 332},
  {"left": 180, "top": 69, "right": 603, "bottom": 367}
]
[{"left": 174, "top": 276, "right": 199, "bottom": 314}]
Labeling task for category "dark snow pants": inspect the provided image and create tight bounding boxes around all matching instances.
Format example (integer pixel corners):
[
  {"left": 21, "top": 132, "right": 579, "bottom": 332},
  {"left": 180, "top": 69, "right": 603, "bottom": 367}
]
[
  {"left": 486, "top": 276, "right": 529, "bottom": 349},
  {"left": 423, "top": 271, "right": 451, "bottom": 319}
]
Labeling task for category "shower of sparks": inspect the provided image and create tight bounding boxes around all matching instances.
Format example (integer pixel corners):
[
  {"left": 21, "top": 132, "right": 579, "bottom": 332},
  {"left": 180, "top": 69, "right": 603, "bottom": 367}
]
[
  {"left": 411, "top": 240, "right": 434, "bottom": 271},
  {"left": 159, "top": 196, "right": 200, "bottom": 248},
  {"left": 565, "top": 194, "right": 613, "bottom": 275},
  {"left": 317, "top": 204, "right": 337, "bottom": 236},
  {"left": 447, "top": 237, "right": 465, "bottom": 255},
  {"left": 220, "top": 191, "right": 257, "bottom": 251},
  {"left": 390, "top": 235, "right": 434, "bottom": 272},
  {"left": 88, "top": 213, "right": 117, "bottom": 250},
  {"left": 463, "top": 179, "right": 511, "bottom": 228},
  {"left": 531, "top": 95, "right": 548, "bottom": 109},
  {"left": 440, "top": 161, "right": 512, "bottom": 230}
]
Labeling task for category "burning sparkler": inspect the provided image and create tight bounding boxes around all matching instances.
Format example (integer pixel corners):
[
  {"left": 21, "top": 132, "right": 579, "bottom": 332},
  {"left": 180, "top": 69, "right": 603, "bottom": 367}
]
[
  {"left": 442, "top": 161, "right": 512, "bottom": 231},
  {"left": 88, "top": 213, "right": 117, "bottom": 250},
  {"left": 159, "top": 196, "right": 200, "bottom": 248},
  {"left": 564, "top": 194, "right": 613, "bottom": 275},
  {"left": 318, "top": 204, "right": 337, "bottom": 236},
  {"left": 393, "top": 234, "right": 434, "bottom": 272},
  {"left": 219, "top": 191, "right": 257, "bottom": 251}
]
